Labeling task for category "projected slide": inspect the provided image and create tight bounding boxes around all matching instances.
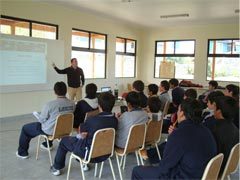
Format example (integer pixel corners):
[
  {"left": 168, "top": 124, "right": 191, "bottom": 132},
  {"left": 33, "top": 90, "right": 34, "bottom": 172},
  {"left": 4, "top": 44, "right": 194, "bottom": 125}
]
[{"left": 0, "top": 38, "right": 47, "bottom": 85}]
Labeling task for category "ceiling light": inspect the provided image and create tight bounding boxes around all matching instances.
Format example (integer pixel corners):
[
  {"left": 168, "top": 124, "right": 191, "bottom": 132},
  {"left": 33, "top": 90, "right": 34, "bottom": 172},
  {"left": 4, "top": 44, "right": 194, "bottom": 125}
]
[
  {"left": 160, "top": 13, "right": 189, "bottom": 18},
  {"left": 235, "top": 9, "right": 239, "bottom": 13}
]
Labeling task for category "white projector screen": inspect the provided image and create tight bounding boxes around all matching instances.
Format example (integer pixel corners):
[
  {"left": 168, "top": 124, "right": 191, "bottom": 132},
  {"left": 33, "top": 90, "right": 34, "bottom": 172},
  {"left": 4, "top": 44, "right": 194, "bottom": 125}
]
[{"left": 0, "top": 34, "right": 64, "bottom": 93}]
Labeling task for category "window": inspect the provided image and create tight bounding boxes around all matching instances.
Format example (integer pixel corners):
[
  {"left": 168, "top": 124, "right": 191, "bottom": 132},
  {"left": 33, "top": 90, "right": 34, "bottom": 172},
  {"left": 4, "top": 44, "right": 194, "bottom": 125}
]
[
  {"left": 0, "top": 15, "right": 58, "bottom": 40},
  {"left": 154, "top": 40, "right": 195, "bottom": 79},
  {"left": 115, "top": 37, "right": 136, "bottom": 78},
  {"left": 207, "top": 39, "right": 240, "bottom": 82},
  {"left": 72, "top": 29, "right": 107, "bottom": 79}
]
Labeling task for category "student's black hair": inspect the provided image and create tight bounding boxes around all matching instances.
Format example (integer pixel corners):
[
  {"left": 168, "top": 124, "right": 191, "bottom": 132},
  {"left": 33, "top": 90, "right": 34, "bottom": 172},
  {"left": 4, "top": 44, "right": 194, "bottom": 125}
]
[
  {"left": 209, "top": 80, "right": 218, "bottom": 89},
  {"left": 132, "top": 80, "right": 145, "bottom": 92},
  {"left": 70, "top": 58, "right": 77, "bottom": 63},
  {"left": 98, "top": 92, "right": 115, "bottom": 112},
  {"left": 169, "top": 78, "right": 179, "bottom": 87},
  {"left": 85, "top": 83, "right": 97, "bottom": 99},
  {"left": 180, "top": 98, "right": 203, "bottom": 124},
  {"left": 126, "top": 91, "right": 141, "bottom": 108},
  {"left": 184, "top": 89, "right": 197, "bottom": 99},
  {"left": 226, "top": 84, "right": 239, "bottom": 99},
  {"left": 207, "top": 91, "right": 224, "bottom": 104},
  {"left": 148, "top": 84, "right": 159, "bottom": 95},
  {"left": 148, "top": 96, "right": 161, "bottom": 113},
  {"left": 54, "top": 81, "right": 67, "bottom": 96},
  {"left": 214, "top": 96, "right": 237, "bottom": 122},
  {"left": 160, "top": 80, "right": 170, "bottom": 91}
]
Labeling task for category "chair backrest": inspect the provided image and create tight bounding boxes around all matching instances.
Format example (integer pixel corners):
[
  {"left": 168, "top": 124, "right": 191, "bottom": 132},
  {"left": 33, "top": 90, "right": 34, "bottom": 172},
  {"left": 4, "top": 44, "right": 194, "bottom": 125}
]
[
  {"left": 84, "top": 109, "right": 99, "bottom": 122},
  {"left": 201, "top": 153, "right": 224, "bottom": 180},
  {"left": 161, "top": 101, "right": 170, "bottom": 120},
  {"left": 124, "top": 123, "right": 146, "bottom": 154},
  {"left": 86, "top": 128, "right": 115, "bottom": 162},
  {"left": 145, "top": 120, "right": 162, "bottom": 146},
  {"left": 51, "top": 113, "right": 74, "bottom": 140},
  {"left": 221, "top": 143, "right": 240, "bottom": 180}
]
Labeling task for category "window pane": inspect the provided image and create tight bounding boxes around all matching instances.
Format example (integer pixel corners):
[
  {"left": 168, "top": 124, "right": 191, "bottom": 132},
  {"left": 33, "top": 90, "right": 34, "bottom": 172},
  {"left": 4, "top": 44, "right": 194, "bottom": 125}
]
[
  {"left": 207, "top": 57, "right": 240, "bottom": 82},
  {"left": 166, "top": 41, "right": 174, "bottom": 54},
  {"left": 0, "top": 24, "right": 11, "bottom": 34},
  {"left": 126, "top": 39, "right": 135, "bottom": 53},
  {"left": 32, "top": 23, "right": 56, "bottom": 40},
  {"left": 156, "top": 42, "right": 164, "bottom": 54},
  {"left": 116, "top": 38, "right": 125, "bottom": 52},
  {"left": 72, "top": 30, "right": 89, "bottom": 48},
  {"left": 232, "top": 40, "right": 240, "bottom": 54},
  {"left": 72, "top": 51, "right": 105, "bottom": 78},
  {"left": 175, "top": 41, "right": 195, "bottom": 54},
  {"left": 211, "top": 40, "right": 232, "bottom": 54},
  {"left": 155, "top": 57, "right": 163, "bottom": 77},
  {"left": 115, "top": 55, "right": 135, "bottom": 77},
  {"left": 90, "top": 33, "right": 106, "bottom": 50},
  {"left": 0, "top": 18, "right": 29, "bottom": 36}
]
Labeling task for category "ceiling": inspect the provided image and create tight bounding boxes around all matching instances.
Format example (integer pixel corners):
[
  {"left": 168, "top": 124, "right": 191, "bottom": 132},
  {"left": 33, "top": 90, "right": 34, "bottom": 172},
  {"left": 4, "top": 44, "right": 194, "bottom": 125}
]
[{"left": 47, "top": 0, "right": 239, "bottom": 28}]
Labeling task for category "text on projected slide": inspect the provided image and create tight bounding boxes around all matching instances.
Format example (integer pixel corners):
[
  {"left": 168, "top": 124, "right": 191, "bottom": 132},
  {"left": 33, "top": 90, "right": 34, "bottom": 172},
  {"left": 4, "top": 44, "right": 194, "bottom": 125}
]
[{"left": 0, "top": 37, "right": 47, "bottom": 85}]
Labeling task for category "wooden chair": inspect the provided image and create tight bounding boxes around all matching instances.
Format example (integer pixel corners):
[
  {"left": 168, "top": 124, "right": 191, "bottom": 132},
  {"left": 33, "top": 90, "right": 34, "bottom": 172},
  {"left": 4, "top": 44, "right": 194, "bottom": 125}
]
[
  {"left": 220, "top": 143, "right": 240, "bottom": 180},
  {"left": 139, "top": 119, "right": 163, "bottom": 165},
  {"left": 36, "top": 113, "right": 74, "bottom": 166},
  {"left": 84, "top": 109, "right": 99, "bottom": 122},
  {"left": 201, "top": 153, "right": 224, "bottom": 180},
  {"left": 161, "top": 100, "right": 170, "bottom": 120},
  {"left": 67, "top": 128, "right": 116, "bottom": 180},
  {"left": 115, "top": 123, "right": 146, "bottom": 180}
]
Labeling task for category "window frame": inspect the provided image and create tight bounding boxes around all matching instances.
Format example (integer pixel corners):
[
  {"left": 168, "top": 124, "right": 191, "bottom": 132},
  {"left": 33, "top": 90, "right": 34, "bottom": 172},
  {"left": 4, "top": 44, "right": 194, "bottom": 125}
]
[
  {"left": 72, "top": 28, "right": 107, "bottom": 79},
  {"left": 115, "top": 36, "right": 137, "bottom": 78},
  {"left": 206, "top": 38, "right": 240, "bottom": 82},
  {"left": 154, "top": 39, "right": 196, "bottom": 79},
  {"left": 0, "top": 15, "right": 59, "bottom": 39}
]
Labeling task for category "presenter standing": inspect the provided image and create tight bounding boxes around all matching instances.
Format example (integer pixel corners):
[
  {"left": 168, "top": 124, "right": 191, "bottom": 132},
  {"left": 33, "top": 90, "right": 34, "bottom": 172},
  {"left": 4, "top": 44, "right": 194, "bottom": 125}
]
[{"left": 52, "top": 58, "right": 85, "bottom": 101}]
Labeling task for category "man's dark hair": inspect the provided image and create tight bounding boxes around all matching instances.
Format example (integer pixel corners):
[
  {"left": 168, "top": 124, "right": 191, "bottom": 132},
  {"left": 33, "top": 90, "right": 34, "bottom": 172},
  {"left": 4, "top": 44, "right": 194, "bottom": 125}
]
[
  {"left": 184, "top": 89, "right": 197, "bottom": 99},
  {"left": 160, "top": 80, "right": 170, "bottom": 91},
  {"left": 214, "top": 96, "right": 237, "bottom": 122},
  {"left": 148, "top": 96, "right": 161, "bottom": 113},
  {"left": 98, "top": 92, "right": 115, "bottom": 112},
  {"left": 70, "top": 58, "right": 77, "bottom": 63},
  {"left": 207, "top": 91, "right": 224, "bottom": 104},
  {"left": 226, "top": 84, "right": 239, "bottom": 99},
  {"left": 180, "top": 98, "right": 203, "bottom": 124},
  {"left": 209, "top": 80, "right": 218, "bottom": 89},
  {"left": 132, "top": 80, "right": 145, "bottom": 92},
  {"left": 126, "top": 91, "right": 141, "bottom": 108},
  {"left": 169, "top": 78, "right": 179, "bottom": 87},
  {"left": 85, "top": 83, "right": 97, "bottom": 99},
  {"left": 54, "top": 81, "right": 67, "bottom": 96},
  {"left": 148, "top": 84, "right": 159, "bottom": 95}
]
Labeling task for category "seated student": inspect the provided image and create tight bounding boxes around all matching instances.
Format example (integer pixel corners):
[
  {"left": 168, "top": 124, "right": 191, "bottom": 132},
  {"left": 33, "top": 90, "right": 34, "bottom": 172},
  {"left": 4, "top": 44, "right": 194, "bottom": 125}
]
[
  {"left": 132, "top": 99, "right": 217, "bottom": 180},
  {"left": 199, "top": 80, "right": 218, "bottom": 106},
  {"left": 147, "top": 96, "right": 162, "bottom": 121},
  {"left": 115, "top": 91, "right": 148, "bottom": 148},
  {"left": 159, "top": 80, "right": 171, "bottom": 111},
  {"left": 210, "top": 96, "right": 239, "bottom": 175},
  {"left": 16, "top": 82, "right": 75, "bottom": 158},
  {"left": 132, "top": 80, "right": 148, "bottom": 108},
  {"left": 50, "top": 92, "right": 118, "bottom": 176},
  {"left": 183, "top": 88, "right": 197, "bottom": 100},
  {"left": 73, "top": 83, "right": 98, "bottom": 128},
  {"left": 169, "top": 78, "right": 185, "bottom": 113},
  {"left": 202, "top": 91, "right": 224, "bottom": 130},
  {"left": 147, "top": 83, "right": 159, "bottom": 97},
  {"left": 224, "top": 84, "right": 239, "bottom": 128}
]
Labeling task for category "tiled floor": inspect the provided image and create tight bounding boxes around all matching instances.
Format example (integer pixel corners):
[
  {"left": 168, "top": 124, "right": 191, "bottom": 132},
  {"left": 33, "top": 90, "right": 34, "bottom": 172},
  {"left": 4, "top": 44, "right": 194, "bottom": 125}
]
[{"left": 0, "top": 115, "right": 239, "bottom": 180}]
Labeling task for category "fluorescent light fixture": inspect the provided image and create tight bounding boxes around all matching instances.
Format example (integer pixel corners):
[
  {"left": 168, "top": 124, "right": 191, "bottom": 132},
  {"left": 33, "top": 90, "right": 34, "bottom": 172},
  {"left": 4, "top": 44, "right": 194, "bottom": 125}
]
[
  {"left": 160, "top": 13, "right": 189, "bottom": 18},
  {"left": 235, "top": 9, "right": 239, "bottom": 13}
]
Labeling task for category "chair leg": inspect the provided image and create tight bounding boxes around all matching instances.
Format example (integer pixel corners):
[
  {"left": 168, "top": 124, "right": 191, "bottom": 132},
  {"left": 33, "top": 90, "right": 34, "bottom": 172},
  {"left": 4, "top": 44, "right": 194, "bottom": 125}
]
[
  {"left": 120, "top": 156, "right": 124, "bottom": 167},
  {"left": 135, "top": 151, "right": 140, "bottom": 166},
  {"left": 138, "top": 151, "right": 144, "bottom": 165},
  {"left": 67, "top": 154, "right": 74, "bottom": 180},
  {"left": 36, "top": 135, "right": 41, "bottom": 160},
  {"left": 45, "top": 137, "right": 53, "bottom": 166},
  {"left": 94, "top": 163, "right": 98, "bottom": 177},
  {"left": 122, "top": 155, "right": 126, "bottom": 170},
  {"left": 155, "top": 143, "right": 161, "bottom": 160},
  {"left": 99, "top": 162, "right": 104, "bottom": 178},
  {"left": 109, "top": 158, "right": 116, "bottom": 180},
  {"left": 115, "top": 153, "right": 123, "bottom": 180},
  {"left": 80, "top": 161, "right": 85, "bottom": 180}
]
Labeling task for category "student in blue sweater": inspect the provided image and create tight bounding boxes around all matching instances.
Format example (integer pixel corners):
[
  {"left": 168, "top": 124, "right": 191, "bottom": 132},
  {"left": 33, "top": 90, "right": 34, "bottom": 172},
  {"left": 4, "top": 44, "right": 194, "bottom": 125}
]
[{"left": 132, "top": 98, "right": 217, "bottom": 180}]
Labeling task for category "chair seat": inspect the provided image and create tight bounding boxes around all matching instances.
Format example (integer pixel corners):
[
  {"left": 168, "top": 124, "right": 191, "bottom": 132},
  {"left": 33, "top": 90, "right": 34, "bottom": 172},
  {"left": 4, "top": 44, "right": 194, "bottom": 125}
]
[{"left": 115, "top": 147, "right": 125, "bottom": 155}]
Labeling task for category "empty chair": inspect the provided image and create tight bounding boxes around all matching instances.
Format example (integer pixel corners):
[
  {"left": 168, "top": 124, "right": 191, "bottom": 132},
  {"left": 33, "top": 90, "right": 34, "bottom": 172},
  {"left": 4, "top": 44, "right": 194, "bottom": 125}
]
[
  {"left": 115, "top": 123, "right": 146, "bottom": 180},
  {"left": 36, "top": 113, "right": 73, "bottom": 165},
  {"left": 67, "top": 128, "right": 116, "bottom": 180},
  {"left": 220, "top": 143, "right": 240, "bottom": 180},
  {"left": 201, "top": 153, "right": 224, "bottom": 180}
]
